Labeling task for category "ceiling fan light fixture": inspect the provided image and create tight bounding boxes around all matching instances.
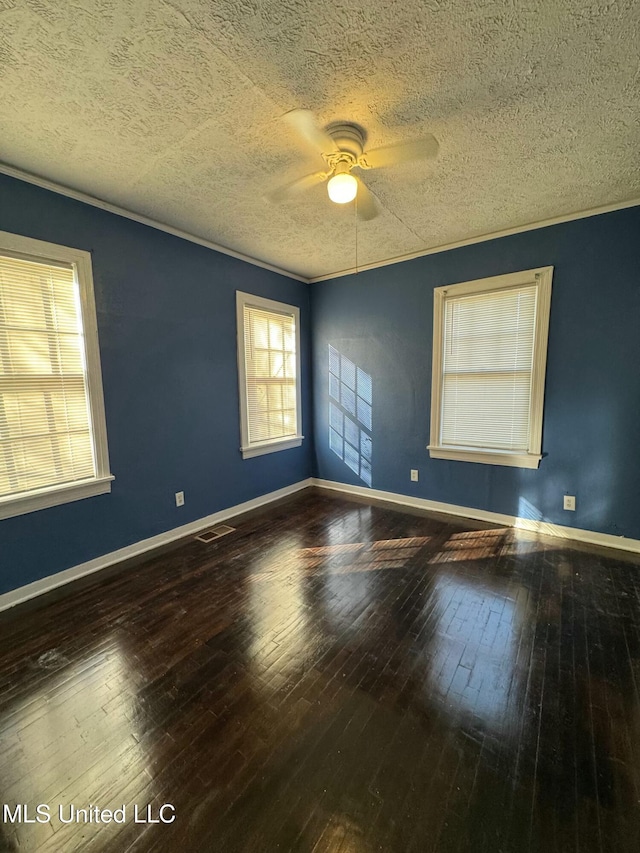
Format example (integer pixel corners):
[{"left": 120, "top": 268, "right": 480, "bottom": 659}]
[{"left": 327, "top": 172, "right": 358, "bottom": 204}]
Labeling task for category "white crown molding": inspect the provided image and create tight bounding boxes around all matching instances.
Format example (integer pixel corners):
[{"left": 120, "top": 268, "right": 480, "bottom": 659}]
[
  {"left": 0, "top": 162, "right": 308, "bottom": 283},
  {"left": 0, "top": 478, "right": 312, "bottom": 613},
  {"left": 309, "top": 196, "right": 640, "bottom": 282},
  {"left": 2, "top": 162, "right": 639, "bottom": 286},
  {"left": 313, "top": 479, "right": 640, "bottom": 555}
]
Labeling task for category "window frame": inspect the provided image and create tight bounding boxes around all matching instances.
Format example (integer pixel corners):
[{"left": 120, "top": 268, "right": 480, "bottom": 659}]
[
  {"left": 428, "top": 266, "right": 553, "bottom": 469},
  {"left": 0, "top": 230, "right": 113, "bottom": 520},
  {"left": 236, "top": 291, "right": 303, "bottom": 459}
]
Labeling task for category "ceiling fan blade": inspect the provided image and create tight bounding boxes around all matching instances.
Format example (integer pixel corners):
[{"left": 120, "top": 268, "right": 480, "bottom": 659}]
[
  {"left": 267, "top": 170, "right": 329, "bottom": 203},
  {"left": 283, "top": 109, "right": 340, "bottom": 156},
  {"left": 356, "top": 179, "right": 378, "bottom": 221},
  {"left": 360, "top": 134, "right": 439, "bottom": 170}
]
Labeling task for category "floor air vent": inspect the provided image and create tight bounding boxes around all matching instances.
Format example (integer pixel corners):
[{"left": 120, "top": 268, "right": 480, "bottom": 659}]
[{"left": 195, "top": 524, "right": 236, "bottom": 544}]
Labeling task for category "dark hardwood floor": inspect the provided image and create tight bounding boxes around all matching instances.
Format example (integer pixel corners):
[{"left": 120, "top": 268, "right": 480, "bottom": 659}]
[{"left": 1, "top": 488, "right": 640, "bottom": 852}]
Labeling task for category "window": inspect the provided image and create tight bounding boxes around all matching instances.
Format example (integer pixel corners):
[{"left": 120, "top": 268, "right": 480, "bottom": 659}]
[
  {"left": 0, "top": 231, "right": 113, "bottom": 519},
  {"left": 428, "top": 267, "right": 552, "bottom": 469},
  {"left": 236, "top": 292, "right": 302, "bottom": 459}
]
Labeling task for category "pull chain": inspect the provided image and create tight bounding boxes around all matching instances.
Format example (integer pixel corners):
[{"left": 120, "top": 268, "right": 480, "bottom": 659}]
[{"left": 354, "top": 194, "right": 359, "bottom": 274}]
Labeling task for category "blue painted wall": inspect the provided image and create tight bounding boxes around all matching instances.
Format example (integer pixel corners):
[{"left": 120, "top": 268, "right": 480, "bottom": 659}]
[
  {"left": 311, "top": 206, "right": 640, "bottom": 541},
  {"left": 0, "top": 173, "right": 314, "bottom": 595},
  {"left": 2, "top": 170, "right": 638, "bottom": 598}
]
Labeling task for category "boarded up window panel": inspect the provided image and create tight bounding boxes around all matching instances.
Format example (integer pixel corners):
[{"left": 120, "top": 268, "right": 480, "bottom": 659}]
[{"left": 0, "top": 254, "right": 96, "bottom": 498}]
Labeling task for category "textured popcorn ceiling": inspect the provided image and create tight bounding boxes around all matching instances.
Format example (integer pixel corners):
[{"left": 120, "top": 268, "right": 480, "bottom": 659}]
[{"left": 0, "top": 0, "right": 638, "bottom": 280}]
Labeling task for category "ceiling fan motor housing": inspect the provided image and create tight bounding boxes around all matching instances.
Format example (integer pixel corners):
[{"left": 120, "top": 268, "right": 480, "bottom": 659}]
[{"left": 325, "top": 122, "right": 366, "bottom": 164}]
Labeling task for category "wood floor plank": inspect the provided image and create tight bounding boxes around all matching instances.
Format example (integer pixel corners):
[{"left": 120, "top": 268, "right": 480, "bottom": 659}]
[{"left": 1, "top": 489, "right": 640, "bottom": 851}]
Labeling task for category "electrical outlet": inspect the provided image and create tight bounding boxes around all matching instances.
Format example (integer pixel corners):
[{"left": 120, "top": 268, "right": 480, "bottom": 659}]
[
  {"left": 563, "top": 495, "right": 576, "bottom": 511},
  {"left": 175, "top": 491, "right": 185, "bottom": 507},
  {"left": 410, "top": 469, "right": 419, "bottom": 482}
]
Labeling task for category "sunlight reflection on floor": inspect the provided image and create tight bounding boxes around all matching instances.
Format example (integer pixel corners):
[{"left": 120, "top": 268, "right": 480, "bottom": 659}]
[
  {"left": 426, "top": 572, "right": 523, "bottom": 731},
  {"left": 0, "top": 643, "right": 153, "bottom": 848}
]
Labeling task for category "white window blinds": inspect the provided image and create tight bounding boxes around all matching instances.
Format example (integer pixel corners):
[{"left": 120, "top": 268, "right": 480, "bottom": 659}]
[
  {"left": 441, "top": 285, "right": 537, "bottom": 452},
  {"left": 0, "top": 252, "right": 96, "bottom": 498},
  {"left": 429, "top": 267, "right": 552, "bottom": 469},
  {"left": 242, "top": 303, "right": 298, "bottom": 445}
]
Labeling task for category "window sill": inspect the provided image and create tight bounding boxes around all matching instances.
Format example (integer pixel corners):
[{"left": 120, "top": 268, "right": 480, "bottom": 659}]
[
  {"left": 427, "top": 446, "right": 542, "bottom": 469},
  {"left": 241, "top": 436, "right": 303, "bottom": 459},
  {"left": 0, "top": 475, "right": 115, "bottom": 520}
]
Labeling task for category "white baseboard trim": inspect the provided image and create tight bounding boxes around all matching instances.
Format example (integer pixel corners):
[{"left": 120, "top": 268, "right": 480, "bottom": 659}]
[
  {"left": 0, "top": 478, "right": 312, "bottom": 613},
  {"left": 4, "top": 475, "right": 637, "bottom": 614},
  {"left": 313, "top": 478, "right": 640, "bottom": 555}
]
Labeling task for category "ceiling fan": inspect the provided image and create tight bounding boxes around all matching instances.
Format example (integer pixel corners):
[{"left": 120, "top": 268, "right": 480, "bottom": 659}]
[{"left": 269, "top": 109, "right": 439, "bottom": 220}]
